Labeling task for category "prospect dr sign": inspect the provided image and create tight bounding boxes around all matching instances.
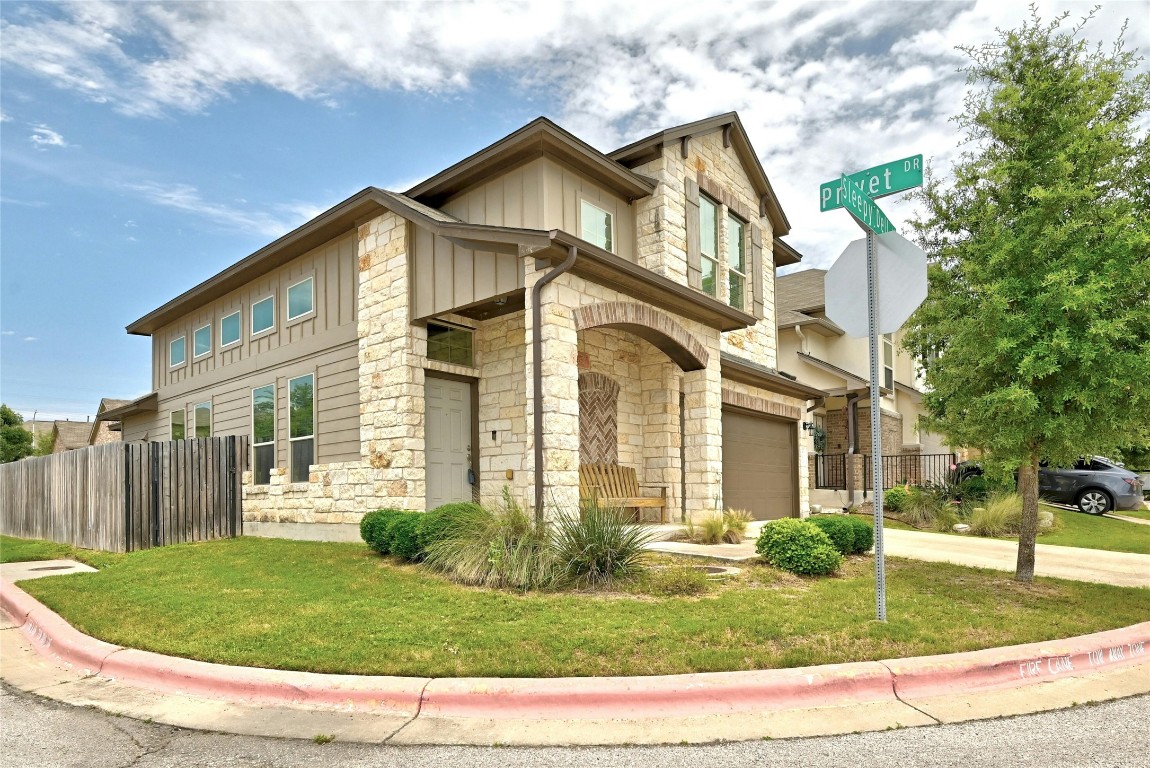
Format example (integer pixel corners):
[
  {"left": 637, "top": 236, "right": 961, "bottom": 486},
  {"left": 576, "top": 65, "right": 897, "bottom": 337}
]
[{"left": 819, "top": 154, "right": 923, "bottom": 212}]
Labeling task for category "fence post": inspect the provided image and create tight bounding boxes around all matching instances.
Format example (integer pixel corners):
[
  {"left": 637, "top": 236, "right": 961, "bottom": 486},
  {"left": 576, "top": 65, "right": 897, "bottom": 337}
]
[
  {"left": 150, "top": 441, "right": 161, "bottom": 548},
  {"left": 123, "top": 444, "right": 132, "bottom": 552}
]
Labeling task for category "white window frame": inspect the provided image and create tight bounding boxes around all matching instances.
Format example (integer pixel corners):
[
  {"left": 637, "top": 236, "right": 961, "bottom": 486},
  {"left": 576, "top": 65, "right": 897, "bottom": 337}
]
[
  {"left": 169, "top": 336, "right": 187, "bottom": 368},
  {"left": 883, "top": 334, "right": 895, "bottom": 392},
  {"left": 251, "top": 295, "right": 275, "bottom": 338},
  {"left": 726, "top": 212, "right": 747, "bottom": 311},
  {"left": 251, "top": 384, "right": 276, "bottom": 486},
  {"left": 286, "top": 276, "right": 315, "bottom": 323},
  {"left": 193, "top": 401, "right": 212, "bottom": 438},
  {"left": 170, "top": 409, "right": 186, "bottom": 440},
  {"left": 579, "top": 198, "right": 614, "bottom": 253},
  {"left": 220, "top": 310, "right": 242, "bottom": 349},
  {"left": 193, "top": 323, "right": 212, "bottom": 359},
  {"left": 699, "top": 194, "right": 720, "bottom": 298},
  {"left": 288, "top": 373, "right": 316, "bottom": 484}
]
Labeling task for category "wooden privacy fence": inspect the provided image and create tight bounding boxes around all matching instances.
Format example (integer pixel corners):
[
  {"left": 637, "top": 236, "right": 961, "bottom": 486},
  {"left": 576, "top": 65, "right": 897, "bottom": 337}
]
[{"left": 1, "top": 436, "right": 246, "bottom": 552}]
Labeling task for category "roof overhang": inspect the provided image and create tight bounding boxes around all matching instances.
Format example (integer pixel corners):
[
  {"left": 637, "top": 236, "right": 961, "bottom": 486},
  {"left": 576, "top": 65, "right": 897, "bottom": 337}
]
[
  {"left": 779, "top": 313, "right": 844, "bottom": 337},
  {"left": 895, "top": 381, "right": 924, "bottom": 403},
  {"left": 543, "top": 231, "right": 757, "bottom": 332},
  {"left": 720, "top": 353, "right": 828, "bottom": 400},
  {"left": 773, "top": 238, "right": 803, "bottom": 267},
  {"left": 797, "top": 352, "right": 869, "bottom": 389},
  {"left": 609, "top": 112, "right": 792, "bottom": 237},
  {"left": 94, "top": 392, "right": 158, "bottom": 421},
  {"left": 406, "top": 118, "right": 657, "bottom": 207}
]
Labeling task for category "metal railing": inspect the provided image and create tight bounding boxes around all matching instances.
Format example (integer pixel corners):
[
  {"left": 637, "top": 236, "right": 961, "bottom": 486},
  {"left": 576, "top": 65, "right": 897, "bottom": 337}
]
[
  {"left": 864, "top": 453, "right": 956, "bottom": 491},
  {"left": 814, "top": 453, "right": 849, "bottom": 490}
]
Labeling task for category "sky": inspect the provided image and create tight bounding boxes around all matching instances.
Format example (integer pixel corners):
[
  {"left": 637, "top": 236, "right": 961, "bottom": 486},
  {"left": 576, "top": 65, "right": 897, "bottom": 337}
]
[{"left": 2, "top": 0, "right": 1148, "bottom": 422}]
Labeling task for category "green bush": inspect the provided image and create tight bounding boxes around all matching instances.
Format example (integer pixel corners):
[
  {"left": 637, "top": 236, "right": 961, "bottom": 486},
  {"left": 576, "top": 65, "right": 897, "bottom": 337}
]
[
  {"left": 417, "top": 502, "right": 484, "bottom": 555},
  {"left": 810, "top": 515, "right": 873, "bottom": 555},
  {"left": 884, "top": 485, "right": 910, "bottom": 513},
  {"left": 387, "top": 513, "right": 423, "bottom": 561},
  {"left": 551, "top": 502, "right": 654, "bottom": 587},
  {"left": 958, "top": 475, "right": 993, "bottom": 502},
  {"left": 755, "top": 519, "right": 843, "bottom": 576},
  {"left": 360, "top": 509, "right": 407, "bottom": 554}
]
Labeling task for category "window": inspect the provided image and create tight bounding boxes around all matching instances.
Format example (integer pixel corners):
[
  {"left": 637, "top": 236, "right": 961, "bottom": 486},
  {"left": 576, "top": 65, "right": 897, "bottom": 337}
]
[
  {"left": 580, "top": 200, "right": 613, "bottom": 252},
  {"left": 252, "top": 296, "right": 275, "bottom": 336},
  {"left": 194, "top": 402, "right": 212, "bottom": 438},
  {"left": 170, "top": 410, "right": 185, "bottom": 440},
  {"left": 220, "top": 311, "right": 241, "bottom": 348},
  {"left": 193, "top": 324, "right": 211, "bottom": 358},
  {"left": 426, "top": 322, "right": 474, "bottom": 366},
  {"left": 287, "top": 277, "right": 314, "bottom": 321},
  {"left": 883, "top": 334, "right": 894, "bottom": 391},
  {"left": 252, "top": 384, "right": 275, "bottom": 485},
  {"left": 288, "top": 374, "right": 314, "bottom": 483},
  {"left": 726, "top": 214, "right": 746, "bottom": 310},
  {"left": 169, "top": 336, "right": 186, "bottom": 367},
  {"left": 699, "top": 195, "right": 719, "bottom": 297}
]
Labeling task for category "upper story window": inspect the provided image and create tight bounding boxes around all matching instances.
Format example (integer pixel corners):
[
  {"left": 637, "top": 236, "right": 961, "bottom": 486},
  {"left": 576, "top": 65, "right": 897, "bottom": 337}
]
[
  {"left": 220, "top": 311, "right": 241, "bottom": 348},
  {"left": 699, "top": 195, "right": 719, "bottom": 297},
  {"left": 427, "top": 322, "right": 474, "bottom": 366},
  {"left": 726, "top": 214, "right": 746, "bottom": 310},
  {"left": 287, "top": 277, "right": 314, "bottom": 321},
  {"left": 883, "top": 333, "right": 894, "bottom": 391},
  {"left": 193, "top": 324, "right": 211, "bottom": 358},
  {"left": 169, "top": 336, "right": 186, "bottom": 368},
  {"left": 252, "top": 296, "right": 275, "bottom": 336},
  {"left": 580, "top": 200, "right": 613, "bottom": 252}
]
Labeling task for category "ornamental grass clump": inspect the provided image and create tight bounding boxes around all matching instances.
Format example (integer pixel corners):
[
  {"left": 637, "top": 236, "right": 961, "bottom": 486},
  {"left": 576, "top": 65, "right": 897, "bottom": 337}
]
[
  {"left": 722, "top": 508, "right": 753, "bottom": 543},
  {"left": 551, "top": 501, "right": 655, "bottom": 588},
  {"left": 968, "top": 492, "right": 1054, "bottom": 537},
  {"left": 416, "top": 502, "right": 484, "bottom": 555},
  {"left": 755, "top": 519, "right": 843, "bottom": 576}
]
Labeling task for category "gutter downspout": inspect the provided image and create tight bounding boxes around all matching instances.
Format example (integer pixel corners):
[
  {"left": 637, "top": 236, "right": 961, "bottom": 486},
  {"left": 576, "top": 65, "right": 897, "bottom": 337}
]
[{"left": 531, "top": 244, "right": 579, "bottom": 522}]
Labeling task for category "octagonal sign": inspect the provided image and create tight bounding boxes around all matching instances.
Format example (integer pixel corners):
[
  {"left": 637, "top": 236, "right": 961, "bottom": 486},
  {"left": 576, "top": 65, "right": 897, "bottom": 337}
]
[{"left": 824, "top": 231, "right": 928, "bottom": 338}]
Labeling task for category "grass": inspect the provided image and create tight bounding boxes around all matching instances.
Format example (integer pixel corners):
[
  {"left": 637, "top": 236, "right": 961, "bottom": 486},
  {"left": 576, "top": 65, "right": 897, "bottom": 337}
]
[
  {"left": 1038, "top": 506, "right": 1150, "bottom": 555},
  {"left": 0, "top": 536, "right": 125, "bottom": 569},
  {"left": 6, "top": 535, "right": 1149, "bottom": 678},
  {"left": 1112, "top": 506, "right": 1150, "bottom": 521}
]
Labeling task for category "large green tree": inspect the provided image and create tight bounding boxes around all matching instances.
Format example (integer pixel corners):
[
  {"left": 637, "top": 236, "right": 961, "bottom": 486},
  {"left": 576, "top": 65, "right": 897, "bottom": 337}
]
[
  {"left": 0, "top": 404, "right": 34, "bottom": 463},
  {"left": 904, "top": 11, "right": 1150, "bottom": 581}
]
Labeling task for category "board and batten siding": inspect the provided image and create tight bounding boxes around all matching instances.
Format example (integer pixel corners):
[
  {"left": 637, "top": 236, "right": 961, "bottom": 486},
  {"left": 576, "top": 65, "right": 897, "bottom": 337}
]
[
  {"left": 441, "top": 158, "right": 545, "bottom": 229},
  {"left": 153, "top": 233, "right": 358, "bottom": 391},
  {"left": 411, "top": 224, "right": 524, "bottom": 320}
]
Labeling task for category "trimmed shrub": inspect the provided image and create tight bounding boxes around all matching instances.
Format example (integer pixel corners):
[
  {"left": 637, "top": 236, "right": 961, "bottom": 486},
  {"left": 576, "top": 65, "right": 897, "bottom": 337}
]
[
  {"left": 417, "top": 502, "right": 485, "bottom": 555},
  {"left": 360, "top": 509, "right": 407, "bottom": 554},
  {"left": 884, "top": 485, "right": 911, "bottom": 513},
  {"left": 810, "top": 515, "right": 873, "bottom": 555},
  {"left": 551, "top": 502, "right": 655, "bottom": 587},
  {"left": 755, "top": 519, "right": 843, "bottom": 576},
  {"left": 387, "top": 512, "right": 423, "bottom": 561}
]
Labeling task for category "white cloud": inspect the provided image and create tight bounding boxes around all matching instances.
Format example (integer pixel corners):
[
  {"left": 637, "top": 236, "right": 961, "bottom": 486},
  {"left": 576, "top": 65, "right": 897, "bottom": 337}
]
[
  {"left": 2, "top": 1, "right": 1146, "bottom": 260},
  {"left": 118, "top": 180, "right": 318, "bottom": 238},
  {"left": 30, "top": 124, "right": 68, "bottom": 148},
  {"left": 23, "top": 336, "right": 38, "bottom": 342},
  {"left": 2, "top": 330, "right": 15, "bottom": 335},
  {"left": 0, "top": 111, "right": 10, "bottom": 122}
]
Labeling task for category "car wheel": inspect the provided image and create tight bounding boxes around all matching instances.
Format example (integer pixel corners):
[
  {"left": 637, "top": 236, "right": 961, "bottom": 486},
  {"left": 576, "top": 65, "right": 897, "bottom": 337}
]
[{"left": 1076, "top": 489, "right": 1112, "bottom": 515}]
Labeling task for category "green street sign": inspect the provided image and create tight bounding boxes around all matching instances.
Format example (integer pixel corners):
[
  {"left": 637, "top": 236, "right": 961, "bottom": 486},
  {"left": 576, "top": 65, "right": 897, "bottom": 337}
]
[
  {"left": 839, "top": 175, "right": 894, "bottom": 234},
  {"left": 820, "top": 154, "right": 923, "bottom": 212}
]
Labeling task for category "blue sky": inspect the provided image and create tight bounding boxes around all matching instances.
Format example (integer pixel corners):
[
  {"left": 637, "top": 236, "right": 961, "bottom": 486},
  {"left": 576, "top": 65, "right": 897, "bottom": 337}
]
[{"left": 2, "top": 0, "right": 1147, "bottom": 421}]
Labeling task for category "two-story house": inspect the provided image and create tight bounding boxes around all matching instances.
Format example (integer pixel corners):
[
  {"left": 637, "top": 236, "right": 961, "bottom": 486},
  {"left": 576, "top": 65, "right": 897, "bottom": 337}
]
[{"left": 102, "top": 113, "right": 825, "bottom": 539}]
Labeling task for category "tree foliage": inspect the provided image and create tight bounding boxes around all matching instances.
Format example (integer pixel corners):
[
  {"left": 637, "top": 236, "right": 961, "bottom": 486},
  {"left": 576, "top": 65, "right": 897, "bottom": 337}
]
[
  {"left": 904, "top": 9, "right": 1150, "bottom": 580},
  {"left": 0, "top": 404, "right": 34, "bottom": 463}
]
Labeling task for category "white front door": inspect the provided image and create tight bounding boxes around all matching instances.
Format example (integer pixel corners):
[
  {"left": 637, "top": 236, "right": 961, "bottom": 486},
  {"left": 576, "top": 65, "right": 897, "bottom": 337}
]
[{"left": 426, "top": 377, "right": 472, "bottom": 509}]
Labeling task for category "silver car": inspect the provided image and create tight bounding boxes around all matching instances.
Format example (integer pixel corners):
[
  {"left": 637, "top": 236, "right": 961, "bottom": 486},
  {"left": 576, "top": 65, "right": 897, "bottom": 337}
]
[{"left": 1038, "top": 457, "right": 1143, "bottom": 514}]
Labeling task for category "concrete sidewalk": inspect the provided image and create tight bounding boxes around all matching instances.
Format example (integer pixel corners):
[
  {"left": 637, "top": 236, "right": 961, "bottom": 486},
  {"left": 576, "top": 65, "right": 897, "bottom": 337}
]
[
  {"left": 648, "top": 524, "right": 1150, "bottom": 588},
  {"left": 2, "top": 578, "right": 1149, "bottom": 746}
]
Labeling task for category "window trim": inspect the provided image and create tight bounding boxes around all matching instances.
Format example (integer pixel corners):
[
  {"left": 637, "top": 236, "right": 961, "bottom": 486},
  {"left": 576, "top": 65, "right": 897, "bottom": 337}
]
[
  {"left": 287, "top": 372, "right": 316, "bottom": 483},
  {"left": 220, "top": 310, "right": 242, "bottom": 349},
  {"left": 193, "top": 401, "right": 212, "bottom": 439},
  {"left": 286, "top": 275, "right": 316, "bottom": 324},
  {"left": 578, "top": 197, "right": 615, "bottom": 254},
  {"left": 169, "top": 336, "right": 187, "bottom": 369},
  {"left": 726, "top": 212, "right": 747, "bottom": 310},
  {"left": 883, "top": 334, "right": 895, "bottom": 392},
  {"left": 170, "top": 409, "right": 186, "bottom": 441},
  {"left": 251, "top": 383, "right": 276, "bottom": 486},
  {"left": 251, "top": 295, "right": 276, "bottom": 338},
  {"left": 193, "top": 323, "right": 212, "bottom": 359}
]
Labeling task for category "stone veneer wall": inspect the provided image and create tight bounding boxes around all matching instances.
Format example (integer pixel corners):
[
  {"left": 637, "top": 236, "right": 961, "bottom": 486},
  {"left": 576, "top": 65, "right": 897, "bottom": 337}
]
[{"left": 475, "top": 310, "right": 530, "bottom": 508}]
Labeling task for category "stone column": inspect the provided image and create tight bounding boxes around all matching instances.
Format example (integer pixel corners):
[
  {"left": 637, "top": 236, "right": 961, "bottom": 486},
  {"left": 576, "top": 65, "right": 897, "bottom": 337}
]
[
  {"left": 641, "top": 348, "right": 681, "bottom": 521},
  {"left": 524, "top": 266, "right": 580, "bottom": 517},
  {"left": 681, "top": 336, "right": 723, "bottom": 520},
  {"left": 356, "top": 213, "right": 426, "bottom": 511}
]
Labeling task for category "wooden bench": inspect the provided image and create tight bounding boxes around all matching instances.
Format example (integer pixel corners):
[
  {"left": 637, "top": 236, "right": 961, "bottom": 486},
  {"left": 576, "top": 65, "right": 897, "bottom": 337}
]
[{"left": 578, "top": 463, "right": 668, "bottom": 524}]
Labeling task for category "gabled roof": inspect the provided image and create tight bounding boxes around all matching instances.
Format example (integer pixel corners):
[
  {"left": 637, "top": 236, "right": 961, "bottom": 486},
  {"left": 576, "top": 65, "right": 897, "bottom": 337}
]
[
  {"left": 776, "top": 268, "right": 827, "bottom": 313},
  {"left": 52, "top": 421, "right": 91, "bottom": 451},
  {"left": 609, "top": 112, "right": 792, "bottom": 237},
  {"left": 406, "top": 117, "right": 657, "bottom": 206}
]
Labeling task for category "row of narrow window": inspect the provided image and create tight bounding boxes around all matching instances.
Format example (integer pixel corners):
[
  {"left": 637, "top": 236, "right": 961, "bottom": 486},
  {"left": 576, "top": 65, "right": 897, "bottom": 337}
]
[{"left": 169, "top": 277, "right": 315, "bottom": 367}]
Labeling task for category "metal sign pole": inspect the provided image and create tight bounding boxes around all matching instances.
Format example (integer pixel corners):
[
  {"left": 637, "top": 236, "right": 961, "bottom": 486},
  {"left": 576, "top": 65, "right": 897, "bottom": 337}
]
[{"left": 865, "top": 227, "right": 887, "bottom": 622}]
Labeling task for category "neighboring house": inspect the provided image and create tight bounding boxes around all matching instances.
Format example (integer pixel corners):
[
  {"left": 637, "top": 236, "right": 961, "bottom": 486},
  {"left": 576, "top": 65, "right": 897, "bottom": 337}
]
[
  {"left": 89, "top": 398, "right": 130, "bottom": 446},
  {"left": 104, "top": 112, "right": 825, "bottom": 537},
  {"left": 50, "top": 420, "right": 93, "bottom": 454},
  {"left": 776, "top": 268, "right": 952, "bottom": 503}
]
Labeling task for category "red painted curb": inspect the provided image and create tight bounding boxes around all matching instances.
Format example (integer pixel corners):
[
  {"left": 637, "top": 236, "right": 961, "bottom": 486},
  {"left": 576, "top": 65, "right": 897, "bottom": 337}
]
[
  {"left": 0, "top": 579, "right": 36, "bottom": 627},
  {"left": 420, "top": 662, "right": 896, "bottom": 719},
  {"left": 885, "top": 622, "right": 1150, "bottom": 700},
  {"left": 99, "top": 649, "right": 426, "bottom": 715},
  {"left": 3, "top": 579, "right": 121, "bottom": 675}
]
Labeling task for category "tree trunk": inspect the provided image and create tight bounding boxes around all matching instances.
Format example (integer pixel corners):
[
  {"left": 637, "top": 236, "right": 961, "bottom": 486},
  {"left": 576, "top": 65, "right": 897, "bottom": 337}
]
[{"left": 1015, "top": 456, "right": 1040, "bottom": 582}]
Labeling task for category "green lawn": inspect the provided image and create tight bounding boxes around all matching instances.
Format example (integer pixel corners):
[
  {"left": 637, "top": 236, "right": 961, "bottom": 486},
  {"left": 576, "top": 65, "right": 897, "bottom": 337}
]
[
  {"left": 0, "top": 536, "right": 124, "bottom": 569},
  {"left": 1112, "top": 506, "right": 1150, "bottom": 521},
  {"left": 5, "top": 535, "right": 1147, "bottom": 678},
  {"left": 1039, "top": 506, "right": 1150, "bottom": 554}
]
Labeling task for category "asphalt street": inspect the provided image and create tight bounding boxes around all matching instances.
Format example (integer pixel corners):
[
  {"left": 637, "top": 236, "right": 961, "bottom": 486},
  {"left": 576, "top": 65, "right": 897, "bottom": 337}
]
[{"left": 3, "top": 683, "right": 1147, "bottom": 768}]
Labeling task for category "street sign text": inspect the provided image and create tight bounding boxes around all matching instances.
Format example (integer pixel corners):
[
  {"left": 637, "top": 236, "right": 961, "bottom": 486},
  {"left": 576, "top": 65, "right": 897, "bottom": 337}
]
[{"left": 820, "top": 154, "right": 923, "bottom": 212}]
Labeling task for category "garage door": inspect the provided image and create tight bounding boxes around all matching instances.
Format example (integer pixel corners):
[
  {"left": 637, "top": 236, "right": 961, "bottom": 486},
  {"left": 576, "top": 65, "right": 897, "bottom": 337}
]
[{"left": 722, "top": 408, "right": 796, "bottom": 520}]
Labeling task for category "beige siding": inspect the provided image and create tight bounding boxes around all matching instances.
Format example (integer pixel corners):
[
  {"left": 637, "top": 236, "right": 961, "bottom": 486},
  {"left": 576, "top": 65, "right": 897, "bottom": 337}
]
[
  {"left": 540, "top": 157, "right": 634, "bottom": 262},
  {"left": 411, "top": 224, "right": 524, "bottom": 320},
  {"left": 153, "top": 233, "right": 358, "bottom": 391},
  {"left": 441, "top": 159, "right": 545, "bottom": 229},
  {"left": 121, "top": 341, "right": 360, "bottom": 467}
]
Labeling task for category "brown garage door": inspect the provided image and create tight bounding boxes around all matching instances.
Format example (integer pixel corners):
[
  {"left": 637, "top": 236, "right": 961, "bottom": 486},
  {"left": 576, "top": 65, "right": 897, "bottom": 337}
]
[{"left": 722, "top": 408, "right": 796, "bottom": 520}]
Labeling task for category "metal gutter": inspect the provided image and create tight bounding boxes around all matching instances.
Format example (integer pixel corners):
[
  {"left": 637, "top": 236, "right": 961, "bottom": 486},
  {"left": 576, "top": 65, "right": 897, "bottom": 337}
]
[{"left": 531, "top": 244, "right": 579, "bottom": 521}]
